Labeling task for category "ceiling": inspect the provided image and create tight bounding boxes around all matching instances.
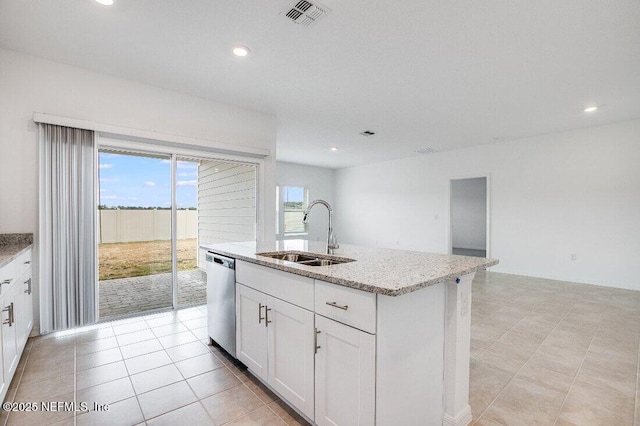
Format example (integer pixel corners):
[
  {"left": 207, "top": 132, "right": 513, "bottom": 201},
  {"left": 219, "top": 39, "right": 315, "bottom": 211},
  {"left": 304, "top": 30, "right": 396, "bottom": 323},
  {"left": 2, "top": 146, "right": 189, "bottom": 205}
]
[{"left": 1, "top": 0, "right": 639, "bottom": 169}]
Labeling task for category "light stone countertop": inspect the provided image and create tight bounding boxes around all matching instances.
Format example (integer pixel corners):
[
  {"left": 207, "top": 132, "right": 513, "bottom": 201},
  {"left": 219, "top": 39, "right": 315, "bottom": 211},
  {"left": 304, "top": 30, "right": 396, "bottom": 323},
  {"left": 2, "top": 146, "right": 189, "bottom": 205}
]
[
  {"left": 0, "top": 234, "right": 33, "bottom": 269},
  {"left": 201, "top": 240, "right": 499, "bottom": 296}
]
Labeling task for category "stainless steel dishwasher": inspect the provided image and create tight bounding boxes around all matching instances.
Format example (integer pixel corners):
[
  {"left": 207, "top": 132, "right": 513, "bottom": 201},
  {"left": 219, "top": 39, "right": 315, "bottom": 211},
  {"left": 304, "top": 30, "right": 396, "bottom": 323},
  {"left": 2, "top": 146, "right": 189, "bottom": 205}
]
[{"left": 206, "top": 252, "right": 236, "bottom": 358}]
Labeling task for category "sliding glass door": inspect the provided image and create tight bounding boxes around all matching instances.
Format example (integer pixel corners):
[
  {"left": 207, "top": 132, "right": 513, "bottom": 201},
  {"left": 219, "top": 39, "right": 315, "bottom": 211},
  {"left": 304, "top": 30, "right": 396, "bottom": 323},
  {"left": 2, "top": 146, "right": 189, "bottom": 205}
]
[
  {"left": 96, "top": 147, "right": 257, "bottom": 319},
  {"left": 97, "top": 151, "right": 174, "bottom": 319}
]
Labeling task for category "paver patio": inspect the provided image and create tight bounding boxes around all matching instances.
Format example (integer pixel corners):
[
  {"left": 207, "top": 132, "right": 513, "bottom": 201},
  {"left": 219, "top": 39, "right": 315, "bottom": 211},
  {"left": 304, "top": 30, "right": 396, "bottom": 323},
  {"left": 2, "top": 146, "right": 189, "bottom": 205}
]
[{"left": 99, "top": 269, "right": 206, "bottom": 318}]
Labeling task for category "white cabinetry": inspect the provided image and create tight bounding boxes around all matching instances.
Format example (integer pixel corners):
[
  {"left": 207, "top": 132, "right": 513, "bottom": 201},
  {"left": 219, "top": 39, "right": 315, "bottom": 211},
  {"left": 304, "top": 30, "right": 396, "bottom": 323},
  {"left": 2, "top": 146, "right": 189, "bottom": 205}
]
[
  {"left": 267, "top": 296, "right": 315, "bottom": 418},
  {"left": 236, "top": 283, "right": 315, "bottom": 419},
  {"left": 15, "top": 268, "right": 33, "bottom": 350},
  {"left": 236, "top": 284, "right": 268, "bottom": 378},
  {"left": 232, "top": 259, "right": 465, "bottom": 426},
  {"left": 0, "top": 247, "right": 34, "bottom": 403},
  {"left": 1, "top": 284, "right": 18, "bottom": 381},
  {"left": 314, "top": 314, "right": 375, "bottom": 426}
]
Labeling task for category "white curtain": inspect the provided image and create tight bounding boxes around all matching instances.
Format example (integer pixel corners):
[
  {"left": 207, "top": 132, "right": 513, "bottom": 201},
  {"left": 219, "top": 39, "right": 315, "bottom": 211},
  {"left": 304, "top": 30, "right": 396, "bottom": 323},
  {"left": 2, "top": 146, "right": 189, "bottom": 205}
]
[{"left": 39, "top": 123, "right": 96, "bottom": 333}]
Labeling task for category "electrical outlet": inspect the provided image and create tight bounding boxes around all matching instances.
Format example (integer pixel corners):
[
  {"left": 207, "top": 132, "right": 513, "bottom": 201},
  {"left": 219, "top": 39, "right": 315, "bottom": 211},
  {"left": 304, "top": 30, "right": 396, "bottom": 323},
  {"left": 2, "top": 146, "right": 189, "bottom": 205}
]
[{"left": 570, "top": 253, "right": 577, "bottom": 261}]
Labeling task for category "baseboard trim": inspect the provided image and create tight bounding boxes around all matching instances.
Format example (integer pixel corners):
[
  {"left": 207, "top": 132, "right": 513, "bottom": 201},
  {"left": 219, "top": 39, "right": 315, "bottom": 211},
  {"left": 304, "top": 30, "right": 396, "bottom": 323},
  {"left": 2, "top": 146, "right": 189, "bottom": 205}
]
[{"left": 443, "top": 405, "right": 473, "bottom": 426}]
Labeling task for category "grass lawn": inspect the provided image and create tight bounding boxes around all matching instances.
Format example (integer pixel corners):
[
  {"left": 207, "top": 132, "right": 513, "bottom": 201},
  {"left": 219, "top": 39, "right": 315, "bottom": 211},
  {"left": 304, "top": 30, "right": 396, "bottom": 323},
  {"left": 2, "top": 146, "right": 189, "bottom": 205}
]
[{"left": 99, "top": 239, "right": 198, "bottom": 280}]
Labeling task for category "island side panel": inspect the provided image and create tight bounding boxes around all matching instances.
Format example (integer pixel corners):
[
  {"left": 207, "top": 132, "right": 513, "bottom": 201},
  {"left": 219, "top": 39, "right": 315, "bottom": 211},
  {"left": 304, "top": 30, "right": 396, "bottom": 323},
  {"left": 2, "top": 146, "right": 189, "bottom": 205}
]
[
  {"left": 376, "top": 282, "right": 445, "bottom": 426},
  {"left": 443, "top": 272, "right": 475, "bottom": 426}
]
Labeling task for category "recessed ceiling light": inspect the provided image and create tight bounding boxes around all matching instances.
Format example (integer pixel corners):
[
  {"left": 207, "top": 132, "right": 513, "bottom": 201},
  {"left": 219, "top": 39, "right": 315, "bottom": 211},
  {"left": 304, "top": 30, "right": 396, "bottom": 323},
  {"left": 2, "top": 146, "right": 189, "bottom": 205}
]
[
  {"left": 95, "top": 0, "right": 114, "bottom": 5},
  {"left": 330, "top": 147, "right": 338, "bottom": 151},
  {"left": 584, "top": 106, "right": 598, "bottom": 113},
  {"left": 232, "top": 45, "right": 251, "bottom": 58}
]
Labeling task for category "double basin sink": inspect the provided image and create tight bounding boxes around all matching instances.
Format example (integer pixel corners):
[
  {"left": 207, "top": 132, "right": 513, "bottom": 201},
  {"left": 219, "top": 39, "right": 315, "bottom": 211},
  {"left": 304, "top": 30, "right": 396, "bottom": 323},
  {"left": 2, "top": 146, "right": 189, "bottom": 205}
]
[{"left": 256, "top": 251, "right": 355, "bottom": 267}]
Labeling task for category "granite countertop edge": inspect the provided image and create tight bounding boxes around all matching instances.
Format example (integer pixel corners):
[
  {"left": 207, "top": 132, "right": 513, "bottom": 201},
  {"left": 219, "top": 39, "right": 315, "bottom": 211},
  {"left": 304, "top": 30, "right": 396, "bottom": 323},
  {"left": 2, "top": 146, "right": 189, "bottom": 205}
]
[
  {"left": 0, "top": 243, "right": 34, "bottom": 269},
  {"left": 204, "top": 243, "right": 499, "bottom": 297}
]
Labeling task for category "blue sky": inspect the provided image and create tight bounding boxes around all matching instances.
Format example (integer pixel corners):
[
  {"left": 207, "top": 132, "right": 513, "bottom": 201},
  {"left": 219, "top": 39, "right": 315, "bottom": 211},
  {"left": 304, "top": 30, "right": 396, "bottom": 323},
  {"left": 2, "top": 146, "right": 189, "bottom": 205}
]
[{"left": 98, "top": 152, "right": 197, "bottom": 208}]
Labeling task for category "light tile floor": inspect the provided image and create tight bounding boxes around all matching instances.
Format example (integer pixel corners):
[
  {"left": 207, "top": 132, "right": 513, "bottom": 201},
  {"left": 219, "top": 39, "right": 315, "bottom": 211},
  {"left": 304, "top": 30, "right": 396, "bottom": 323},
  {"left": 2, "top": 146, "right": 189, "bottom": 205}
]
[
  {"left": 1, "top": 271, "right": 639, "bottom": 425},
  {"left": 470, "top": 271, "right": 640, "bottom": 426},
  {"left": 1, "top": 306, "right": 307, "bottom": 426}
]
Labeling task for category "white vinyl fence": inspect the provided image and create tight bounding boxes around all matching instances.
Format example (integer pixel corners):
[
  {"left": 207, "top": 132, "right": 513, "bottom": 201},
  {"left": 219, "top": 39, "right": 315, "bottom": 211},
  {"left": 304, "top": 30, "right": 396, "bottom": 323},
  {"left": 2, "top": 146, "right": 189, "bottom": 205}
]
[{"left": 98, "top": 210, "right": 197, "bottom": 243}]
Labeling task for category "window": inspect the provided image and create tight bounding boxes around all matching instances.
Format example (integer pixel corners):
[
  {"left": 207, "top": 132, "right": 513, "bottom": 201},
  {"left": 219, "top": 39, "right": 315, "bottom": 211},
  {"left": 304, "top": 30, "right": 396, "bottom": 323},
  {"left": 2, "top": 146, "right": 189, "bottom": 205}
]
[{"left": 279, "top": 186, "right": 309, "bottom": 235}]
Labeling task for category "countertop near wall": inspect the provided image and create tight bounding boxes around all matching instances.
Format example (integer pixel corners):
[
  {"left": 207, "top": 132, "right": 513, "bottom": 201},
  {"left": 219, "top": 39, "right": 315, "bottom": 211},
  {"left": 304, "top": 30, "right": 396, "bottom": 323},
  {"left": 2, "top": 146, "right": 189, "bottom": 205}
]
[{"left": 0, "top": 234, "right": 34, "bottom": 268}]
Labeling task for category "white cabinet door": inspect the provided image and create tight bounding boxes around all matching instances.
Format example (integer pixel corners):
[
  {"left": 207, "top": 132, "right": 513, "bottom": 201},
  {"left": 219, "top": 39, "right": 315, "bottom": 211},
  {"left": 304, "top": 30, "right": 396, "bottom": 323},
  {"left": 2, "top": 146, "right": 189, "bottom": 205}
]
[
  {"left": 236, "top": 284, "right": 268, "bottom": 380},
  {"left": 15, "top": 268, "right": 33, "bottom": 350},
  {"left": 267, "top": 296, "right": 315, "bottom": 420},
  {"left": 315, "top": 315, "right": 376, "bottom": 426},
  {"left": 1, "top": 284, "right": 18, "bottom": 380}
]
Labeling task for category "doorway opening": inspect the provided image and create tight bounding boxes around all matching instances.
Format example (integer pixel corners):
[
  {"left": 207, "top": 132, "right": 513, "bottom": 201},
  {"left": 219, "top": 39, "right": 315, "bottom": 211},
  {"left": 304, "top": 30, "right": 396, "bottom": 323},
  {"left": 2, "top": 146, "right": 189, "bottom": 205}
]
[
  {"left": 450, "top": 177, "right": 489, "bottom": 258},
  {"left": 97, "top": 148, "right": 257, "bottom": 320}
]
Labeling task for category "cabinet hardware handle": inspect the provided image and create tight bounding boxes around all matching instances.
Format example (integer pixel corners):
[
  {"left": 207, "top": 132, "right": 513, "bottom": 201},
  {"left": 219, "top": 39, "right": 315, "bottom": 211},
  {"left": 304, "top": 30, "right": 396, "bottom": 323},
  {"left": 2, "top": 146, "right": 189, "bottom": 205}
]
[
  {"left": 2, "top": 305, "right": 10, "bottom": 326},
  {"left": 326, "top": 301, "right": 349, "bottom": 311},
  {"left": 265, "top": 307, "right": 272, "bottom": 327},
  {"left": 1, "top": 279, "right": 11, "bottom": 285},
  {"left": 258, "top": 303, "right": 265, "bottom": 324},
  {"left": 314, "top": 328, "right": 321, "bottom": 354},
  {"left": 24, "top": 278, "right": 31, "bottom": 295},
  {"left": 24, "top": 261, "right": 31, "bottom": 264},
  {"left": 9, "top": 302, "right": 14, "bottom": 326}
]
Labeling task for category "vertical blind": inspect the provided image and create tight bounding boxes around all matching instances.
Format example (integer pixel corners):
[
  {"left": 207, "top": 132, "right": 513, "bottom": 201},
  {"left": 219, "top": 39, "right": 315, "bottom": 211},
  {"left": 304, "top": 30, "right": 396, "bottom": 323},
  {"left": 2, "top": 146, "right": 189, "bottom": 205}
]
[{"left": 39, "top": 123, "right": 96, "bottom": 333}]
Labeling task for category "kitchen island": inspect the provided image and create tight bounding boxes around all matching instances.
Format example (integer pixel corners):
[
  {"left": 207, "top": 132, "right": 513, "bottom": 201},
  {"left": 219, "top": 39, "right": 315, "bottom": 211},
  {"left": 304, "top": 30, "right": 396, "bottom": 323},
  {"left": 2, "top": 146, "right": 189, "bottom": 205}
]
[{"left": 202, "top": 240, "right": 498, "bottom": 426}]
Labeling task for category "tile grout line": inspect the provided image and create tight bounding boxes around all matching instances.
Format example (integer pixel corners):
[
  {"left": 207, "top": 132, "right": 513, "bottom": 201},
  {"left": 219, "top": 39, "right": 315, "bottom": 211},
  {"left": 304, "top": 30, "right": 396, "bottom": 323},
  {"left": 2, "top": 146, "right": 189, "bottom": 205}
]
[
  {"left": 475, "top": 294, "right": 578, "bottom": 423},
  {"left": 551, "top": 295, "right": 610, "bottom": 426},
  {"left": 3, "top": 338, "right": 34, "bottom": 426},
  {"left": 472, "top": 294, "right": 542, "bottom": 422}
]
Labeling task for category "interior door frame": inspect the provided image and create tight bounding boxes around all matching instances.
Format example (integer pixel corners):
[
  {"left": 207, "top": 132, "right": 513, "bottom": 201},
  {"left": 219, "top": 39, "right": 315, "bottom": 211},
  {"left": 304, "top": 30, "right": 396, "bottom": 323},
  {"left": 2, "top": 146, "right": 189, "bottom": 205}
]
[
  {"left": 95, "top": 137, "right": 263, "bottom": 321},
  {"left": 447, "top": 174, "right": 491, "bottom": 258}
]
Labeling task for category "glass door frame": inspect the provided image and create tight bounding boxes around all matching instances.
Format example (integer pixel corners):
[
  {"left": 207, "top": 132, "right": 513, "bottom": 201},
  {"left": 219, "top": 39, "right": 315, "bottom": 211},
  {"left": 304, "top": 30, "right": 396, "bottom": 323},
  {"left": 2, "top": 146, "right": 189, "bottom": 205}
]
[{"left": 95, "top": 137, "right": 263, "bottom": 321}]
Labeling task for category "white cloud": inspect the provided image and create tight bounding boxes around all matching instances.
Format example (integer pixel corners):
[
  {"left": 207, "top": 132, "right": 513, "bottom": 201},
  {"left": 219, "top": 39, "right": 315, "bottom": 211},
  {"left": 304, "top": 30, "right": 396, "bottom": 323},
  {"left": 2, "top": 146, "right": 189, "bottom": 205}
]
[
  {"left": 145, "top": 181, "right": 156, "bottom": 187},
  {"left": 101, "top": 195, "right": 117, "bottom": 200},
  {"left": 176, "top": 180, "right": 197, "bottom": 186},
  {"left": 127, "top": 197, "right": 139, "bottom": 201},
  {"left": 99, "top": 163, "right": 113, "bottom": 169},
  {"left": 177, "top": 161, "right": 198, "bottom": 170}
]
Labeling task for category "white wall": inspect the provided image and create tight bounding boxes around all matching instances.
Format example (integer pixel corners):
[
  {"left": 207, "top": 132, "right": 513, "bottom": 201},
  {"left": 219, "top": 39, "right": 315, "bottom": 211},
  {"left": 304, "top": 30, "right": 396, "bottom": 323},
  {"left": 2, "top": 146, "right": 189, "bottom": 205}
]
[
  {"left": 0, "top": 48, "right": 276, "bottom": 330},
  {"left": 451, "top": 178, "right": 487, "bottom": 250},
  {"left": 335, "top": 119, "right": 640, "bottom": 291},
  {"left": 276, "top": 161, "right": 335, "bottom": 243}
]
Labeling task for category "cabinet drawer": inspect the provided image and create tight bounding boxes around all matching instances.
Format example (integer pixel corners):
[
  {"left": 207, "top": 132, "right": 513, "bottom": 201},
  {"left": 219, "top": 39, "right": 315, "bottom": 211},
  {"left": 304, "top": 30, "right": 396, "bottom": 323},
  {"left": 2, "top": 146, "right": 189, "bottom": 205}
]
[
  {"left": 236, "top": 261, "right": 314, "bottom": 311},
  {"left": 15, "top": 249, "right": 32, "bottom": 278},
  {"left": 0, "top": 259, "right": 16, "bottom": 291},
  {"left": 315, "top": 281, "right": 376, "bottom": 334}
]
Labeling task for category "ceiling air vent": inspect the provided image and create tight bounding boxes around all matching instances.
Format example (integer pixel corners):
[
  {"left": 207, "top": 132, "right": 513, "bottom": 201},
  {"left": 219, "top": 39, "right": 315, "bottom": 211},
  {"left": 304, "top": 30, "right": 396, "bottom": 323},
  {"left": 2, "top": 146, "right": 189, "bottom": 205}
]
[
  {"left": 415, "top": 147, "right": 437, "bottom": 154},
  {"left": 281, "top": 0, "right": 329, "bottom": 27}
]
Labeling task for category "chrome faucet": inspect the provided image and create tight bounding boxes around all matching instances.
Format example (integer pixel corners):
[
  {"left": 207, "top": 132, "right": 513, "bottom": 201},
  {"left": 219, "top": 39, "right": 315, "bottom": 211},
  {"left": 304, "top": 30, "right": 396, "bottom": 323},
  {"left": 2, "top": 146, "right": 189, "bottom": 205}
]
[{"left": 302, "top": 199, "right": 339, "bottom": 255}]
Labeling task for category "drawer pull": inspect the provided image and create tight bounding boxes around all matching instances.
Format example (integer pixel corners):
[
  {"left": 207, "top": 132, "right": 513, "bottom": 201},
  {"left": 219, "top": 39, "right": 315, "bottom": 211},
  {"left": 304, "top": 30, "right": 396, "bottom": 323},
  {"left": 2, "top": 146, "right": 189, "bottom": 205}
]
[
  {"left": 24, "top": 261, "right": 31, "bottom": 265},
  {"left": 1, "top": 279, "right": 11, "bottom": 285},
  {"left": 24, "top": 278, "right": 32, "bottom": 295},
  {"left": 2, "top": 303, "right": 13, "bottom": 326},
  {"left": 314, "top": 328, "right": 321, "bottom": 354},
  {"left": 265, "top": 307, "right": 272, "bottom": 327},
  {"left": 258, "top": 303, "right": 265, "bottom": 324},
  {"left": 326, "top": 301, "right": 349, "bottom": 311}
]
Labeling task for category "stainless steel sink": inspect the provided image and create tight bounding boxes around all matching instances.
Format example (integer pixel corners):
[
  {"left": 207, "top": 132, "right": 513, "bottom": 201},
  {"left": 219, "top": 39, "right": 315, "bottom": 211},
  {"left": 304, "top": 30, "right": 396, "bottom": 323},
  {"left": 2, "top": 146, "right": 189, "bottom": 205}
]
[
  {"left": 255, "top": 251, "right": 355, "bottom": 266},
  {"left": 296, "top": 259, "right": 341, "bottom": 266}
]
